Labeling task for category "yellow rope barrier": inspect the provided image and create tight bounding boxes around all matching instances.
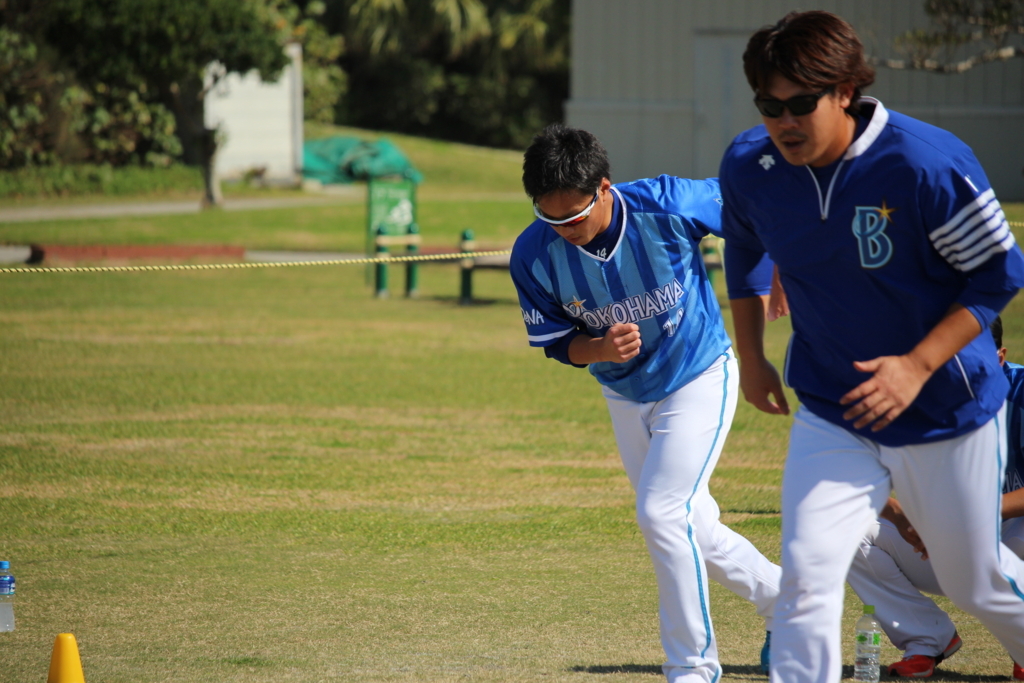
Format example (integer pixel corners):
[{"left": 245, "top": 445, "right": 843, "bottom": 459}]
[
  {"left": 3, "top": 220, "right": 1023, "bottom": 274},
  {"left": 0, "top": 249, "right": 513, "bottom": 275}
]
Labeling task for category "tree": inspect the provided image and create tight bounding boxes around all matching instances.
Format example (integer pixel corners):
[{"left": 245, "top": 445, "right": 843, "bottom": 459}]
[
  {"left": 46, "top": 0, "right": 289, "bottom": 205},
  {"left": 265, "top": 0, "right": 347, "bottom": 125},
  {"left": 0, "top": 26, "right": 58, "bottom": 168},
  {"left": 343, "top": 0, "right": 492, "bottom": 58},
  {"left": 325, "top": 0, "right": 570, "bottom": 149},
  {"left": 880, "top": 0, "right": 1024, "bottom": 73}
]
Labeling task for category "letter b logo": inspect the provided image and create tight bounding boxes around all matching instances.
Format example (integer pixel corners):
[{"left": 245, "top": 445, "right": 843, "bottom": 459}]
[{"left": 852, "top": 206, "right": 893, "bottom": 269}]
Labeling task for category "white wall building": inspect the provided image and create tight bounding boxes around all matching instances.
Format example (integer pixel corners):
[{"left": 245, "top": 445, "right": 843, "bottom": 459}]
[
  {"left": 566, "top": 1, "right": 1024, "bottom": 200},
  {"left": 204, "top": 43, "right": 304, "bottom": 182}
]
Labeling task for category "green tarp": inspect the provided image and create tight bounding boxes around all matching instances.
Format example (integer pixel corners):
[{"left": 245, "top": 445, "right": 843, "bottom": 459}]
[{"left": 302, "top": 137, "right": 423, "bottom": 185}]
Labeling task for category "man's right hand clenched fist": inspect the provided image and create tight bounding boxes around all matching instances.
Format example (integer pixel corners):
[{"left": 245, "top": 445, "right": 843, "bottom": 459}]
[{"left": 603, "top": 323, "right": 642, "bottom": 363}]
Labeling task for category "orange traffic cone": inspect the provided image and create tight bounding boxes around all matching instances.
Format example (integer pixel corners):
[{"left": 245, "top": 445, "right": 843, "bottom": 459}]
[{"left": 47, "top": 633, "right": 86, "bottom": 683}]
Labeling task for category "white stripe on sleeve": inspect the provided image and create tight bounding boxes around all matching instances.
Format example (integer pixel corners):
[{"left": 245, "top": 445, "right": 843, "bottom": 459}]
[
  {"left": 528, "top": 328, "right": 576, "bottom": 343},
  {"left": 929, "top": 188, "right": 995, "bottom": 242},
  {"left": 947, "top": 219, "right": 1009, "bottom": 265},
  {"left": 958, "top": 231, "right": 1017, "bottom": 272},
  {"left": 929, "top": 190, "right": 1014, "bottom": 271},
  {"left": 932, "top": 201, "right": 1001, "bottom": 252}
]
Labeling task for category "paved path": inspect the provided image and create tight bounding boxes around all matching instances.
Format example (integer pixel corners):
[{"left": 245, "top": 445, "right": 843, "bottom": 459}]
[
  {"left": 246, "top": 251, "right": 364, "bottom": 263},
  {"left": 0, "top": 246, "right": 31, "bottom": 264},
  {"left": 0, "top": 190, "right": 363, "bottom": 224}
]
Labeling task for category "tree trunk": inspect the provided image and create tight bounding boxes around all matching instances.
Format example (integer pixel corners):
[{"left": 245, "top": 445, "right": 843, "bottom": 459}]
[
  {"left": 199, "top": 127, "right": 223, "bottom": 207},
  {"left": 167, "top": 77, "right": 222, "bottom": 208}
]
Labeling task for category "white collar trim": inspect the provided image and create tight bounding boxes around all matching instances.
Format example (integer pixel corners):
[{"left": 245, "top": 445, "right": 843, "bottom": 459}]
[
  {"left": 577, "top": 186, "right": 627, "bottom": 263},
  {"left": 844, "top": 97, "right": 888, "bottom": 160}
]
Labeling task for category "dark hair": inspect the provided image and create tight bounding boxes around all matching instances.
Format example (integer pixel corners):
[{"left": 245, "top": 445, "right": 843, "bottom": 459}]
[
  {"left": 743, "top": 11, "right": 875, "bottom": 112},
  {"left": 992, "top": 315, "right": 1004, "bottom": 348},
  {"left": 522, "top": 124, "right": 611, "bottom": 200}
]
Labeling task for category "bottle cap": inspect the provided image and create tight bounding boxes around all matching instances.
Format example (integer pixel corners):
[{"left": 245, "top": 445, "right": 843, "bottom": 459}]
[
  {"left": 0, "top": 561, "right": 8, "bottom": 570},
  {"left": 863, "top": 604, "right": 875, "bottom": 615}
]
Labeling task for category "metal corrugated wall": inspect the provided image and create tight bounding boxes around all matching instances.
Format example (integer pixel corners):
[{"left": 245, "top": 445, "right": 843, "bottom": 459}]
[{"left": 567, "top": 1, "right": 1024, "bottom": 199}]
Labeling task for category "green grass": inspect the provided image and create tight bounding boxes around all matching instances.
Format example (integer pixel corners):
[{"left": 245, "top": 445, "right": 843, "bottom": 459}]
[
  {"left": 1, "top": 135, "right": 1023, "bottom": 681},
  {"left": 0, "top": 164, "right": 204, "bottom": 201},
  {"left": 0, "top": 200, "right": 531, "bottom": 252},
  {"left": 0, "top": 266, "right": 658, "bottom": 682},
  {"left": 0, "top": 123, "right": 532, "bottom": 251},
  {"left": 0, "top": 123, "right": 526, "bottom": 205},
  {"left": 2, "top": 257, "right": 1023, "bottom": 681}
]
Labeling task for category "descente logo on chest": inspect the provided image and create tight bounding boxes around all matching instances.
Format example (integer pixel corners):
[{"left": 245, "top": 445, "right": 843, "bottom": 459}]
[{"left": 562, "top": 279, "right": 685, "bottom": 329}]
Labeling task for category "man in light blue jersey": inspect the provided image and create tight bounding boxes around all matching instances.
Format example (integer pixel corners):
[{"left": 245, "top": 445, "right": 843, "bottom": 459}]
[
  {"left": 720, "top": 11, "right": 1024, "bottom": 683},
  {"left": 510, "top": 124, "right": 780, "bottom": 683}
]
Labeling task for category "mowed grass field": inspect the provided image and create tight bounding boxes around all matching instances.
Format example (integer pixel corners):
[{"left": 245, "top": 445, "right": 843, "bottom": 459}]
[{"left": 2, "top": 131, "right": 1024, "bottom": 682}]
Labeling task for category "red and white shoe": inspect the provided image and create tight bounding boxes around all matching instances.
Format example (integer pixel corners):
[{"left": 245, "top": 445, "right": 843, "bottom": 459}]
[
  {"left": 1012, "top": 661, "right": 1024, "bottom": 680},
  {"left": 935, "top": 632, "right": 962, "bottom": 664},
  {"left": 888, "top": 655, "right": 938, "bottom": 678},
  {"left": 888, "top": 633, "right": 962, "bottom": 678}
]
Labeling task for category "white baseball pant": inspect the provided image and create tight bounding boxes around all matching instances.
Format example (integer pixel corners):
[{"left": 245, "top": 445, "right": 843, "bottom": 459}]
[
  {"left": 847, "top": 512, "right": 1024, "bottom": 657},
  {"left": 604, "top": 351, "right": 781, "bottom": 683},
  {"left": 772, "top": 406, "right": 1024, "bottom": 683}
]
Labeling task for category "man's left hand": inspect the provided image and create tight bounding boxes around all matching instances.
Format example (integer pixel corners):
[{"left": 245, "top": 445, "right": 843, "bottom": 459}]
[{"left": 840, "top": 355, "right": 931, "bottom": 431}]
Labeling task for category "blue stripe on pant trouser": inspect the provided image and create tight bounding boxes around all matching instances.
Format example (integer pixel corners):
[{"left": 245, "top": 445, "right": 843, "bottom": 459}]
[
  {"left": 686, "top": 352, "right": 731, "bottom": 661},
  {"left": 604, "top": 351, "right": 780, "bottom": 683}
]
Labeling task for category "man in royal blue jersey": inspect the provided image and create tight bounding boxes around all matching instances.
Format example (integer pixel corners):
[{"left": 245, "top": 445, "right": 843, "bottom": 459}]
[
  {"left": 845, "top": 318, "right": 1024, "bottom": 679},
  {"left": 719, "top": 10, "right": 1024, "bottom": 683},
  {"left": 510, "top": 124, "right": 781, "bottom": 683}
]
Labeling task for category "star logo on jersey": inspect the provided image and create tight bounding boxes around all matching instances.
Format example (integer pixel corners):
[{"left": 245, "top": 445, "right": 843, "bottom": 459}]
[
  {"left": 852, "top": 200, "right": 897, "bottom": 269},
  {"left": 758, "top": 154, "right": 775, "bottom": 171},
  {"left": 562, "top": 296, "right": 587, "bottom": 317},
  {"left": 877, "top": 200, "right": 897, "bottom": 222}
]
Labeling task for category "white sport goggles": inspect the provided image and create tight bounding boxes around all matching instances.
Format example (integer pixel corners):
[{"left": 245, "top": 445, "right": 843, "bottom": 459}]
[{"left": 533, "top": 191, "right": 599, "bottom": 226}]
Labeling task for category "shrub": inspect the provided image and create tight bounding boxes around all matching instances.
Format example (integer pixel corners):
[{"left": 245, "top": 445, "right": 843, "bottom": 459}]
[
  {"left": 0, "top": 27, "right": 60, "bottom": 168},
  {"left": 62, "top": 83, "right": 183, "bottom": 167}
]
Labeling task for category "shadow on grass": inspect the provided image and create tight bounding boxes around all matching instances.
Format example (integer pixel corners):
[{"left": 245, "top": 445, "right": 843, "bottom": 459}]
[
  {"left": 857, "top": 665, "right": 1005, "bottom": 681},
  {"left": 569, "top": 663, "right": 764, "bottom": 677},
  {"left": 569, "top": 664, "right": 661, "bottom": 675},
  {"left": 220, "top": 656, "right": 274, "bottom": 667},
  {"left": 571, "top": 664, "right": 1007, "bottom": 681},
  {"left": 429, "top": 295, "right": 517, "bottom": 307},
  {"left": 894, "top": 671, "right": 1007, "bottom": 682}
]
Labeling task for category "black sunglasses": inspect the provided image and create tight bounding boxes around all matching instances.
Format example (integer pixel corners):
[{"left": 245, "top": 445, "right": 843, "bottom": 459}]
[{"left": 754, "top": 87, "right": 834, "bottom": 118}]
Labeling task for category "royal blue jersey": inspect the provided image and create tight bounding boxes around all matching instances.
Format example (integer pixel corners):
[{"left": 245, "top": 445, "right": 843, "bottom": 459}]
[
  {"left": 721, "top": 98, "right": 1024, "bottom": 447},
  {"left": 510, "top": 175, "right": 731, "bottom": 403},
  {"left": 1004, "top": 362, "right": 1024, "bottom": 494}
]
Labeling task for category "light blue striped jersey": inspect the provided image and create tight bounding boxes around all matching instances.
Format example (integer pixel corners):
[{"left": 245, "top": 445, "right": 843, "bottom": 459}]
[{"left": 510, "top": 175, "right": 731, "bottom": 403}]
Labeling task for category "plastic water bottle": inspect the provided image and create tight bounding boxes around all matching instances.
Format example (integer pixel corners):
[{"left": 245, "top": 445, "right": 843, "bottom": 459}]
[
  {"left": 854, "top": 604, "right": 882, "bottom": 682},
  {"left": 0, "top": 560, "right": 14, "bottom": 632}
]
